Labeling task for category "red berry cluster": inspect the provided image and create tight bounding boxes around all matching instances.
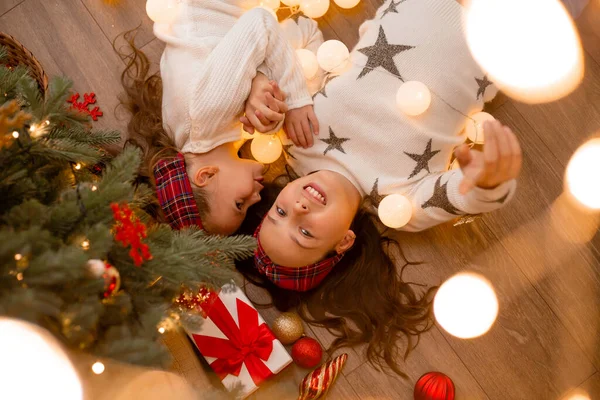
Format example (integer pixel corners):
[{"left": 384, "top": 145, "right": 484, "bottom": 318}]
[
  {"left": 110, "top": 203, "right": 152, "bottom": 267},
  {"left": 67, "top": 92, "right": 103, "bottom": 121}
]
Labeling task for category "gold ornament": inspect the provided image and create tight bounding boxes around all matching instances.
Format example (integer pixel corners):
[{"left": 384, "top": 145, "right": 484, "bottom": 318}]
[
  {"left": 272, "top": 312, "right": 304, "bottom": 345},
  {"left": 298, "top": 353, "right": 348, "bottom": 400}
]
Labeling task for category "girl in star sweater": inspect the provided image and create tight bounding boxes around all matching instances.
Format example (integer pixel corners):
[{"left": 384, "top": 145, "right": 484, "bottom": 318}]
[{"left": 237, "top": 0, "right": 522, "bottom": 376}]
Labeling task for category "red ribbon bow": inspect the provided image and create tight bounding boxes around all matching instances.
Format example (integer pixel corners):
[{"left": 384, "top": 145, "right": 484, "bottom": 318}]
[{"left": 192, "top": 297, "right": 275, "bottom": 386}]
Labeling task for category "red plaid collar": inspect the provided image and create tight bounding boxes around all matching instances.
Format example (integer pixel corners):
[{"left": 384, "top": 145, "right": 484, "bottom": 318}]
[
  {"left": 253, "top": 221, "right": 344, "bottom": 292},
  {"left": 154, "top": 153, "right": 203, "bottom": 231}
]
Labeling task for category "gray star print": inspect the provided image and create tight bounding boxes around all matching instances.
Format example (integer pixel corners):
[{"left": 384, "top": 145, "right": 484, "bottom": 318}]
[
  {"left": 381, "top": 0, "right": 406, "bottom": 19},
  {"left": 320, "top": 127, "right": 350, "bottom": 155},
  {"left": 404, "top": 139, "right": 441, "bottom": 179},
  {"left": 357, "top": 25, "right": 414, "bottom": 80},
  {"left": 421, "top": 176, "right": 462, "bottom": 215},
  {"left": 369, "top": 178, "right": 385, "bottom": 207},
  {"left": 475, "top": 75, "right": 493, "bottom": 100},
  {"left": 312, "top": 75, "right": 339, "bottom": 100},
  {"left": 282, "top": 144, "right": 296, "bottom": 160}
]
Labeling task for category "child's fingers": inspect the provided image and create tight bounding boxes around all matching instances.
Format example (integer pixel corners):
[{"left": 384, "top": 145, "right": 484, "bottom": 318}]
[
  {"left": 286, "top": 121, "right": 301, "bottom": 147},
  {"left": 494, "top": 121, "right": 511, "bottom": 180},
  {"left": 259, "top": 101, "right": 284, "bottom": 122},
  {"left": 248, "top": 113, "right": 268, "bottom": 133},
  {"left": 294, "top": 121, "right": 308, "bottom": 148},
  {"left": 454, "top": 144, "right": 472, "bottom": 168},
  {"left": 459, "top": 168, "right": 481, "bottom": 195},
  {"left": 300, "top": 118, "right": 313, "bottom": 147},
  {"left": 308, "top": 110, "right": 319, "bottom": 136},
  {"left": 255, "top": 109, "right": 272, "bottom": 127},
  {"left": 482, "top": 121, "right": 499, "bottom": 178},
  {"left": 240, "top": 116, "right": 255, "bottom": 134},
  {"left": 270, "top": 81, "right": 286, "bottom": 102},
  {"left": 265, "top": 92, "right": 280, "bottom": 112}
]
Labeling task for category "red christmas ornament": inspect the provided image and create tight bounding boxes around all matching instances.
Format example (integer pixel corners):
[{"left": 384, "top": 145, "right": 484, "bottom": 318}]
[
  {"left": 414, "top": 372, "right": 455, "bottom": 400},
  {"left": 67, "top": 92, "right": 103, "bottom": 121},
  {"left": 291, "top": 337, "right": 323, "bottom": 369},
  {"left": 111, "top": 203, "right": 152, "bottom": 266},
  {"left": 175, "top": 286, "right": 219, "bottom": 317},
  {"left": 102, "top": 262, "right": 121, "bottom": 298}
]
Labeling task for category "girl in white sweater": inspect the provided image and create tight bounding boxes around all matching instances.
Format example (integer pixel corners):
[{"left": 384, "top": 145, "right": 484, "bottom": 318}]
[{"left": 147, "top": 0, "right": 321, "bottom": 234}]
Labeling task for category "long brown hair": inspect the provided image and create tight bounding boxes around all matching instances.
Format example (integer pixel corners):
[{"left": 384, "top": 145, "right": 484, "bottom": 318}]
[
  {"left": 115, "top": 30, "right": 210, "bottom": 223},
  {"left": 237, "top": 175, "right": 436, "bottom": 377}
]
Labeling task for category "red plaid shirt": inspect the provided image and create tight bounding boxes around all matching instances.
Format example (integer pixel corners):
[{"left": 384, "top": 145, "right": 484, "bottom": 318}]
[
  {"left": 253, "top": 222, "right": 344, "bottom": 292},
  {"left": 154, "top": 153, "right": 203, "bottom": 230}
]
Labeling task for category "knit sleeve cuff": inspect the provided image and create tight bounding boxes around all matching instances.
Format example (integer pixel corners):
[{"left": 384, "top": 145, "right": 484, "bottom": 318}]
[{"left": 446, "top": 170, "right": 517, "bottom": 214}]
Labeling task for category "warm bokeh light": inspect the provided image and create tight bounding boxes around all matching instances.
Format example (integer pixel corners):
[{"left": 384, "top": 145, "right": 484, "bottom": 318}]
[
  {"left": 333, "top": 0, "right": 360, "bottom": 9},
  {"left": 434, "top": 272, "right": 499, "bottom": 339},
  {"left": 465, "top": 0, "right": 584, "bottom": 104},
  {"left": 296, "top": 49, "right": 319, "bottom": 79},
  {"left": 91, "top": 361, "right": 105, "bottom": 375},
  {"left": 395, "top": 81, "right": 431, "bottom": 116},
  {"left": 251, "top": 133, "right": 283, "bottom": 164},
  {"left": 145, "top": 0, "right": 180, "bottom": 24},
  {"left": 281, "top": 0, "right": 301, "bottom": 6},
  {"left": 12, "top": 131, "right": 19, "bottom": 138},
  {"left": 465, "top": 111, "right": 494, "bottom": 144},
  {"left": 377, "top": 194, "right": 412, "bottom": 228},
  {"left": 259, "top": 0, "right": 280, "bottom": 10},
  {"left": 566, "top": 138, "right": 600, "bottom": 209},
  {"left": 317, "top": 40, "right": 349, "bottom": 73},
  {"left": 0, "top": 318, "right": 82, "bottom": 400},
  {"left": 300, "top": 0, "right": 330, "bottom": 18}
]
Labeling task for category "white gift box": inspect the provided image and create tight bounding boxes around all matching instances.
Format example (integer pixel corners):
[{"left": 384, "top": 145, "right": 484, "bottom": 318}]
[{"left": 187, "top": 283, "right": 292, "bottom": 398}]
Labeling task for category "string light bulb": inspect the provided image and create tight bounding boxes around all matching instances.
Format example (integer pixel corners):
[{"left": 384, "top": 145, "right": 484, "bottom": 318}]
[
  {"left": 45, "top": 120, "right": 50, "bottom": 126},
  {"left": 29, "top": 124, "right": 36, "bottom": 132},
  {"left": 396, "top": 81, "right": 431, "bottom": 116},
  {"left": 465, "top": 112, "right": 495, "bottom": 144},
  {"left": 74, "top": 163, "right": 82, "bottom": 170},
  {"left": 91, "top": 185, "right": 98, "bottom": 192},
  {"left": 158, "top": 327, "right": 166, "bottom": 334},
  {"left": 258, "top": 0, "right": 280, "bottom": 10},
  {"left": 466, "top": 0, "right": 583, "bottom": 103},
  {"left": 145, "top": 0, "right": 180, "bottom": 24},
  {"left": 566, "top": 138, "right": 600, "bottom": 209},
  {"left": 296, "top": 49, "right": 319, "bottom": 79},
  {"left": 434, "top": 272, "right": 499, "bottom": 339},
  {"left": 81, "top": 240, "right": 90, "bottom": 250},
  {"left": 14, "top": 254, "right": 22, "bottom": 261},
  {"left": 333, "top": 0, "right": 360, "bottom": 9},
  {"left": 300, "top": 0, "right": 330, "bottom": 18},
  {"left": 251, "top": 133, "right": 283, "bottom": 164},
  {"left": 377, "top": 194, "right": 412, "bottom": 228},
  {"left": 0, "top": 318, "right": 83, "bottom": 399},
  {"left": 281, "top": 0, "right": 300, "bottom": 5},
  {"left": 91, "top": 361, "right": 105, "bottom": 375},
  {"left": 12, "top": 131, "right": 19, "bottom": 139},
  {"left": 317, "top": 40, "right": 349, "bottom": 73}
]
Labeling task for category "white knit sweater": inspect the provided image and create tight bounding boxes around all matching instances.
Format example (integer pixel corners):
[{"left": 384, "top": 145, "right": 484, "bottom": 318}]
[
  {"left": 155, "top": 0, "right": 317, "bottom": 154},
  {"left": 281, "top": 0, "right": 517, "bottom": 231}
]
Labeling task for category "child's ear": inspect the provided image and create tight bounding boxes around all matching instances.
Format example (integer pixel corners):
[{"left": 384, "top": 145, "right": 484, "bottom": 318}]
[
  {"left": 193, "top": 166, "right": 219, "bottom": 187},
  {"left": 335, "top": 230, "right": 356, "bottom": 254}
]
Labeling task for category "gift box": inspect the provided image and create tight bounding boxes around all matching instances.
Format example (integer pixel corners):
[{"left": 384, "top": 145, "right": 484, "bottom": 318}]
[{"left": 186, "top": 283, "right": 292, "bottom": 398}]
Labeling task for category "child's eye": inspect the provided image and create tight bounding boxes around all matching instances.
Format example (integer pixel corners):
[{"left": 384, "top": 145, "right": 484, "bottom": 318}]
[
  {"left": 236, "top": 201, "right": 243, "bottom": 211},
  {"left": 300, "top": 228, "right": 313, "bottom": 238},
  {"left": 276, "top": 206, "right": 286, "bottom": 216}
]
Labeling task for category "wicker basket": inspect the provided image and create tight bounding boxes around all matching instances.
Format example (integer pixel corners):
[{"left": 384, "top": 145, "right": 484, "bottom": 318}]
[{"left": 1, "top": 32, "right": 48, "bottom": 96}]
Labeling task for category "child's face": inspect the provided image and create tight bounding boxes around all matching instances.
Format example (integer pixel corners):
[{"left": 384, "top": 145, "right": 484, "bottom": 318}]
[
  {"left": 201, "top": 158, "right": 265, "bottom": 235},
  {"left": 257, "top": 171, "right": 359, "bottom": 268}
]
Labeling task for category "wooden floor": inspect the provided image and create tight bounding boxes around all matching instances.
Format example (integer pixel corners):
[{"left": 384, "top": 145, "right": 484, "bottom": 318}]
[{"left": 2, "top": 0, "right": 600, "bottom": 399}]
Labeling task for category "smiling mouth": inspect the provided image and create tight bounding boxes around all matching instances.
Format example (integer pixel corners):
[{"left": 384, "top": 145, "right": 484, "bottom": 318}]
[{"left": 303, "top": 183, "right": 326, "bottom": 205}]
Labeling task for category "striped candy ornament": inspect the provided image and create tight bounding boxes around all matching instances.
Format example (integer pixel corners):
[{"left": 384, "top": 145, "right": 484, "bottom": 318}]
[{"left": 297, "top": 353, "right": 348, "bottom": 400}]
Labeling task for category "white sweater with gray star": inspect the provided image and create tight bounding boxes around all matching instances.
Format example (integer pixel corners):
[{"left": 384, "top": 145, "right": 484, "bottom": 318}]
[
  {"left": 155, "top": 0, "right": 319, "bottom": 154},
  {"left": 282, "top": 0, "right": 517, "bottom": 231}
]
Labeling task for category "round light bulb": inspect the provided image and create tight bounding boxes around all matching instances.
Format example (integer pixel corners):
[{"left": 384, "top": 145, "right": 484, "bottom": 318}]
[
  {"left": 81, "top": 240, "right": 90, "bottom": 250},
  {"left": 91, "top": 361, "right": 105, "bottom": 375},
  {"left": 333, "top": 0, "right": 360, "bottom": 8},
  {"left": 434, "top": 272, "right": 499, "bottom": 339},
  {"left": 146, "top": 0, "right": 180, "bottom": 24},
  {"left": 281, "top": 0, "right": 301, "bottom": 6},
  {"left": 300, "top": 0, "right": 330, "bottom": 18},
  {"left": 251, "top": 134, "right": 283, "bottom": 164},
  {"left": 317, "top": 40, "right": 349, "bottom": 73},
  {"left": 87, "top": 259, "right": 106, "bottom": 279},
  {"left": 259, "top": 0, "right": 280, "bottom": 10},
  {"left": 91, "top": 185, "right": 98, "bottom": 192},
  {"left": 0, "top": 318, "right": 82, "bottom": 400},
  {"left": 377, "top": 194, "right": 412, "bottom": 228},
  {"left": 296, "top": 49, "right": 319, "bottom": 79},
  {"left": 466, "top": 0, "right": 583, "bottom": 104},
  {"left": 465, "top": 112, "right": 495, "bottom": 144},
  {"left": 158, "top": 327, "right": 166, "bottom": 334},
  {"left": 12, "top": 131, "right": 19, "bottom": 138},
  {"left": 396, "top": 81, "right": 432, "bottom": 116},
  {"left": 74, "top": 163, "right": 82, "bottom": 170},
  {"left": 566, "top": 138, "right": 600, "bottom": 210}
]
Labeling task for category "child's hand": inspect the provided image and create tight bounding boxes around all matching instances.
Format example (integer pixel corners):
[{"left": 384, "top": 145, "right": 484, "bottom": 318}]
[
  {"left": 284, "top": 105, "right": 319, "bottom": 148},
  {"left": 241, "top": 72, "right": 288, "bottom": 134},
  {"left": 455, "top": 120, "right": 522, "bottom": 194}
]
